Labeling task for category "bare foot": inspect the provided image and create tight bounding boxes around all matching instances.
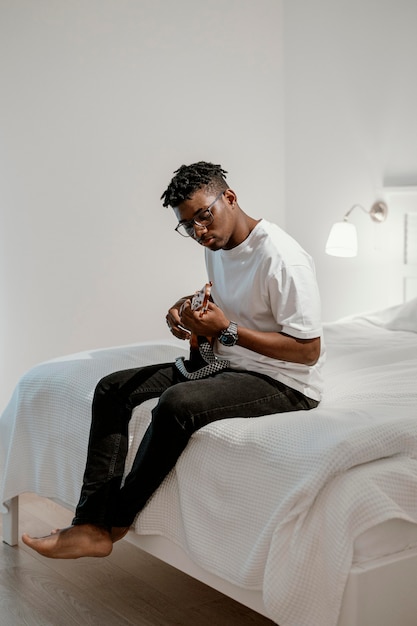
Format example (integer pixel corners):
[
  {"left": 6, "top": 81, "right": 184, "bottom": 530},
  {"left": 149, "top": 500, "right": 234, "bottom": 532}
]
[
  {"left": 21, "top": 524, "right": 113, "bottom": 559},
  {"left": 110, "top": 526, "right": 130, "bottom": 542}
]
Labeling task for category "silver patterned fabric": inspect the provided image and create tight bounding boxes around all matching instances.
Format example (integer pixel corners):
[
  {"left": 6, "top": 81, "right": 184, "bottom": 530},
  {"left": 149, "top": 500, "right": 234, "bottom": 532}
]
[{"left": 175, "top": 339, "right": 230, "bottom": 380}]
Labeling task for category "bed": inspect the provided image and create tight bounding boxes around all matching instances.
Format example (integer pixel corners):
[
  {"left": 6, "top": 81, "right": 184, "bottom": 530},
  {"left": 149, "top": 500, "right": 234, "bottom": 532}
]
[{"left": 1, "top": 296, "right": 417, "bottom": 626}]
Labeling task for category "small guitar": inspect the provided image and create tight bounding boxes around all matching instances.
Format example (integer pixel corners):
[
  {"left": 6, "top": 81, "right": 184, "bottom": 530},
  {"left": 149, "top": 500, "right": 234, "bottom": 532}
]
[
  {"left": 190, "top": 281, "right": 212, "bottom": 314},
  {"left": 175, "top": 281, "right": 229, "bottom": 379},
  {"left": 189, "top": 281, "right": 213, "bottom": 352}
]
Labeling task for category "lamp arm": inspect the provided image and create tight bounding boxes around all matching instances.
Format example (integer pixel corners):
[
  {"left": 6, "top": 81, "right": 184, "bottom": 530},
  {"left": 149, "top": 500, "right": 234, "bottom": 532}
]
[
  {"left": 343, "top": 202, "right": 388, "bottom": 223},
  {"left": 343, "top": 204, "right": 367, "bottom": 220}
]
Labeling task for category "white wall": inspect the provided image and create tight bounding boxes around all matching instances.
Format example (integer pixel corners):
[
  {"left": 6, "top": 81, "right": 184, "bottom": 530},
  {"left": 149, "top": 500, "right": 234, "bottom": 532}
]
[
  {"left": 2, "top": 0, "right": 417, "bottom": 412},
  {"left": 0, "top": 0, "right": 284, "bottom": 411},
  {"left": 284, "top": 0, "right": 417, "bottom": 321}
]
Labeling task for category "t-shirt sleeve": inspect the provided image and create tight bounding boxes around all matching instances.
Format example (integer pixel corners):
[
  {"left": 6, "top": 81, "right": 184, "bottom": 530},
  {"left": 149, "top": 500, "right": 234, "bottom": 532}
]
[{"left": 268, "top": 263, "right": 322, "bottom": 339}]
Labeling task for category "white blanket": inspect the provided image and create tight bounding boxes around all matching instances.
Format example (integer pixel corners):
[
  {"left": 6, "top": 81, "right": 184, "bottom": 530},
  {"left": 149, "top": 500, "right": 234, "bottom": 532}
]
[{"left": 1, "top": 303, "right": 417, "bottom": 626}]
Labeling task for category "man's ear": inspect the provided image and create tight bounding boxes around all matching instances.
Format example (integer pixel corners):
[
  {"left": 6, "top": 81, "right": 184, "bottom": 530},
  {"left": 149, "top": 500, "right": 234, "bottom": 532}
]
[{"left": 224, "top": 188, "right": 237, "bottom": 206}]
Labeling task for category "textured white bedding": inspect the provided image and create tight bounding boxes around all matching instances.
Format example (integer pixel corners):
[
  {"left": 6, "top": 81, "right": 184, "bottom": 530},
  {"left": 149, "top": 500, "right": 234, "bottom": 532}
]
[{"left": 1, "top": 300, "right": 417, "bottom": 626}]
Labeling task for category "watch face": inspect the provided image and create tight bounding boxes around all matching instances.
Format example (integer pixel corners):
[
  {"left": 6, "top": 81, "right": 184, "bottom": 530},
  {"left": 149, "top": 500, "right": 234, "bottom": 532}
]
[
  {"left": 219, "top": 323, "right": 238, "bottom": 346},
  {"left": 220, "top": 333, "right": 235, "bottom": 346}
]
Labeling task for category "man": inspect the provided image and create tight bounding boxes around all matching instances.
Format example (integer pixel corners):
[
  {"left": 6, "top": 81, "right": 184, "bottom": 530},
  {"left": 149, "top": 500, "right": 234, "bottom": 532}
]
[{"left": 22, "top": 161, "right": 324, "bottom": 558}]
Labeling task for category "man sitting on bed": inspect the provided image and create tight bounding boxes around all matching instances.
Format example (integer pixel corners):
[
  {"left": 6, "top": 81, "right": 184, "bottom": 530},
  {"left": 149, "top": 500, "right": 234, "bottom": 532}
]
[{"left": 22, "top": 161, "right": 324, "bottom": 558}]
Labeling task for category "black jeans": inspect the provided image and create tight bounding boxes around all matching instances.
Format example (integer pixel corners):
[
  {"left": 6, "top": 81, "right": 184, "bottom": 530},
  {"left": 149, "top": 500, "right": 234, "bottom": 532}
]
[{"left": 72, "top": 362, "right": 318, "bottom": 528}]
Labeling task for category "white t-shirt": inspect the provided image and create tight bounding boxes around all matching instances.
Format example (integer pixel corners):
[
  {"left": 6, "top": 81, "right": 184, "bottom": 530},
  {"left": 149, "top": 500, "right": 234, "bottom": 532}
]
[{"left": 205, "top": 219, "right": 325, "bottom": 401}]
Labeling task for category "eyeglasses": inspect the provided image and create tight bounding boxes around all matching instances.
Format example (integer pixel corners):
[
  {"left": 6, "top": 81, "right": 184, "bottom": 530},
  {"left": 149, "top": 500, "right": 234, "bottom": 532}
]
[{"left": 175, "top": 191, "right": 224, "bottom": 238}]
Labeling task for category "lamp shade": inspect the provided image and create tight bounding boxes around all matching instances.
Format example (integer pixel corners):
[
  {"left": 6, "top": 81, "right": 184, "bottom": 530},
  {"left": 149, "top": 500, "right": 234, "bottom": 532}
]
[{"left": 325, "top": 221, "right": 358, "bottom": 257}]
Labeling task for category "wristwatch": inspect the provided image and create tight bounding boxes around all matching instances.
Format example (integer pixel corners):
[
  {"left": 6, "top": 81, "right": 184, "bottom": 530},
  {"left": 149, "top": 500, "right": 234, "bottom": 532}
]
[{"left": 218, "top": 321, "right": 239, "bottom": 347}]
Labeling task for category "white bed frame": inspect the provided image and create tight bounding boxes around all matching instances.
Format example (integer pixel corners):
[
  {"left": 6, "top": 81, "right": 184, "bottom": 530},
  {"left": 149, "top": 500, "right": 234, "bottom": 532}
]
[{"left": 3, "top": 495, "right": 417, "bottom": 626}]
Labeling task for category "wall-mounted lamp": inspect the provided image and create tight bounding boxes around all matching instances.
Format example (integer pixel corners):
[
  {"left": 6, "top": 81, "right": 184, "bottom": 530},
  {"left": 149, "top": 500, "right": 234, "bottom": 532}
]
[{"left": 325, "top": 201, "right": 388, "bottom": 257}]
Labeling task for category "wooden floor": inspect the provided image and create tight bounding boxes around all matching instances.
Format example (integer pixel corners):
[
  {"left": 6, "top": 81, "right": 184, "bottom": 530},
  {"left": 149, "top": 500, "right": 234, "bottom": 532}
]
[{"left": 0, "top": 493, "right": 276, "bottom": 625}]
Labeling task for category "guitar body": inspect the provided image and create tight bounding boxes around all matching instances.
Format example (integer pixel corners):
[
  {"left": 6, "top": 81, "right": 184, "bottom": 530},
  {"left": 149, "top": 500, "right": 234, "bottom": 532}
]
[{"left": 189, "top": 281, "right": 213, "bottom": 356}]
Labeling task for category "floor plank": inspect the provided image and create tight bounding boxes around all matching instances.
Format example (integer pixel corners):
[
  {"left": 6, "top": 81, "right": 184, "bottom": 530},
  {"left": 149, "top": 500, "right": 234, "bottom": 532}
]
[{"left": 1, "top": 494, "right": 276, "bottom": 625}]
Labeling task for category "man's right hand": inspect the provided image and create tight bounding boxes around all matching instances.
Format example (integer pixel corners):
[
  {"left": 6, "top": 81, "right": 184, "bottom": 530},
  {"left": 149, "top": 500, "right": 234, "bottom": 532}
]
[{"left": 165, "top": 296, "right": 193, "bottom": 340}]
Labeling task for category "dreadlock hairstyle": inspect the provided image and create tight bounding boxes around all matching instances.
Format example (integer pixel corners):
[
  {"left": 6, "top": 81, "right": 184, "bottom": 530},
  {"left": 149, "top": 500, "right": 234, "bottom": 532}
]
[{"left": 161, "top": 161, "right": 229, "bottom": 208}]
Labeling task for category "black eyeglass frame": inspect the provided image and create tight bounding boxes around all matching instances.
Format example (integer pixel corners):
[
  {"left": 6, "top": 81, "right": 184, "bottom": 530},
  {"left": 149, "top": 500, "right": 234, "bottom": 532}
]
[{"left": 174, "top": 191, "right": 224, "bottom": 238}]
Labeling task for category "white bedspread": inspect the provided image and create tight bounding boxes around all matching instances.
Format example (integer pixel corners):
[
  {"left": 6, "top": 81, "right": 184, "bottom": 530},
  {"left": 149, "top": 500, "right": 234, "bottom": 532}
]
[{"left": 1, "top": 303, "right": 417, "bottom": 626}]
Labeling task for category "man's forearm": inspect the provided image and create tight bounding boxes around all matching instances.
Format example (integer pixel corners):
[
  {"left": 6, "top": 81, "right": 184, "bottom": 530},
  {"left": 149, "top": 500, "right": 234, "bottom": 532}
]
[{"left": 233, "top": 327, "right": 321, "bottom": 366}]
